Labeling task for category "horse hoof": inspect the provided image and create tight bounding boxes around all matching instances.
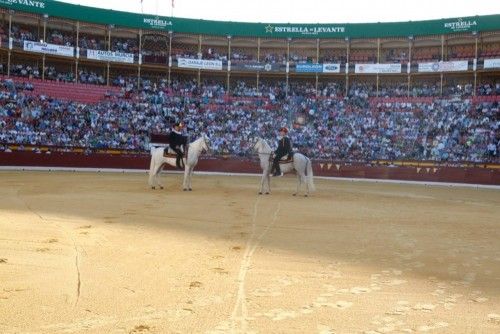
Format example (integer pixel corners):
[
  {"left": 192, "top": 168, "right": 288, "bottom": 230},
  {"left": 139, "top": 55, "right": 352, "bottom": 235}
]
[
  {"left": 160, "top": 186, "right": 164, "bottom": 190},
  {"left": 304, "top": 194, "right": 308, "bottom": 197},
  {"left": 183, "top": 188, "right": 187, "bottom": 191},
  {"left": 151, "top": 186, "right": 155, "bottom": 190},
  {"left": 292, "top": 193, "right": 297, "bottom": 196},
  {"left": 258, "top": 192, "right": 262, "bottom": 195},
  {"left": 265, "top": 192, "right": 270, "bottom": 195},
  {"left": 188, "top": 188, "right": 192, "bottom": 191}
]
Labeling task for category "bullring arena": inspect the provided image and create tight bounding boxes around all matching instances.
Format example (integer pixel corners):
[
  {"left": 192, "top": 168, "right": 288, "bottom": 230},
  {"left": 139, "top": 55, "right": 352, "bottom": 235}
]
[
  {"left": 1, "top": 0, "right": 500, "bottom": 333},
  {"left": 1, "top": 169, "right": 499, "bottom": 333}
]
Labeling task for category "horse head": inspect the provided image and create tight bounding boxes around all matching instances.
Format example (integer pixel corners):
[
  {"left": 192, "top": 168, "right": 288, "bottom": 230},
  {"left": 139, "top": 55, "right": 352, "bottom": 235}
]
[{"left": 254, "top": 138, "right": 271, "bottom": 154}]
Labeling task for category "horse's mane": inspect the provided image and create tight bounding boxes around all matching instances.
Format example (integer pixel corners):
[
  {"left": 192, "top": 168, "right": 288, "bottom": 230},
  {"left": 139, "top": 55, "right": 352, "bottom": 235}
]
[
  {"left": 259, "top": 138, "right": 272, "bottom": 153},
  {"left": 189, "top": 135, "right": 204, "bottom": 146}
]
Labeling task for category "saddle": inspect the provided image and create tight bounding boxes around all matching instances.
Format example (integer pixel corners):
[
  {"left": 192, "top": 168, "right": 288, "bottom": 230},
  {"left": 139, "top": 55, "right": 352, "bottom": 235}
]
[
  {"left": 163, "top": 147, "right": 187, "bottom": 158},
  {"left": 164, "top": 146, "right": 188, "bottom": 169},
  {"left": 269, "top": 154, "right": 294, "bottom": 164},
  {"left": 279, "top": 156, "right": 294, "bottom": 164}
]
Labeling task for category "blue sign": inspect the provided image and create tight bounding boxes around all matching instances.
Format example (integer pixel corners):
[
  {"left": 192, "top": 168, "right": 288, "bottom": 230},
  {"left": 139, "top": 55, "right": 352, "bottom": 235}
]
[{"left": 295, "top": 63, "right": 323, "bottom": 73}]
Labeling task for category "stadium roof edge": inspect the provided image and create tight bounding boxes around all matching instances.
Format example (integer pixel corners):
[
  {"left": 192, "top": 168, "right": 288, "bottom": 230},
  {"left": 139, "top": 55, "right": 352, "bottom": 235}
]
[{"left": 1, "top": 1, "right": 500, "bottom": 39}]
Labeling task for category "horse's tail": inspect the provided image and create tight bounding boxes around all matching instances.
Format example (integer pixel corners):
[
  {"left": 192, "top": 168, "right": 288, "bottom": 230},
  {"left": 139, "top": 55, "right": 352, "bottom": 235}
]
[{"left": 305, "top": 157, "right": 315, "bottom": 192}]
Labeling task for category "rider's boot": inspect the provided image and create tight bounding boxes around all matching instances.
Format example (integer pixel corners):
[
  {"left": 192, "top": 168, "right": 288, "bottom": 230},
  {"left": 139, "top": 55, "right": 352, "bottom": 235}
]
[{"left": 273, "top": 163, "right": 282, "bottom": 177}]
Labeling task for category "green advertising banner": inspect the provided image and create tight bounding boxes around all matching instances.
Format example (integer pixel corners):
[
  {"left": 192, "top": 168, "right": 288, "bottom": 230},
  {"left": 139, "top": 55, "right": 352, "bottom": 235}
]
[{"left": 1, "top": 0, "right": 499, "bottom": 39}]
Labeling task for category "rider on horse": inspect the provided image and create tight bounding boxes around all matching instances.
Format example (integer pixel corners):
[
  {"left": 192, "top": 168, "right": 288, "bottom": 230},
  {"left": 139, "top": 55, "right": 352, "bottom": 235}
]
[
  {"left": 168, "top": 121, "right": 188, "bottom": 169},
  {"left": 271, "top": 127, "right": 293, "bottom": 177}
]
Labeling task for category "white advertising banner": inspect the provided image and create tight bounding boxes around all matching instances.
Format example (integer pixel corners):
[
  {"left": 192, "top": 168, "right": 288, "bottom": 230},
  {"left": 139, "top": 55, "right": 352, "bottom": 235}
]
[
  {"left": 23, "top": 40, "right": 74, "bottom": 57},
  {"left": 177, "top": 57, "right": 222, "bottom": 70},
  {"left": 484, "top": 58, "right": 500, "bottom": 69},
  {"left": 418, "top": 60, "right": 468, "bottom": 72},
  {"left": 86, "top": 49, "right": 134, "bottom": 63},
  {"left": 354, "top": 63, "right": 401, "bottom": 74},
  {"left": 322, "top": 63, "right": 341, "bottom": 73}
]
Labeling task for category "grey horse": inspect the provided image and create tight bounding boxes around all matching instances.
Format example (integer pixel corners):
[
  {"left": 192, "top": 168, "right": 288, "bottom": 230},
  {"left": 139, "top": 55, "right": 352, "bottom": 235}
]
[
  {"left": 254, "top": 138, "right": 315, "bottom": 196},
  {"left": 148, "top": 134, "right": 210, "bottom": 191}
]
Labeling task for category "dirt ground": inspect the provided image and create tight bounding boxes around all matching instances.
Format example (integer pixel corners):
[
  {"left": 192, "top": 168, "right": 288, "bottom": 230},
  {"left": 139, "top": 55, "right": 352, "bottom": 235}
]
[{"left": 0, "top": 171, "right": 499, "bottom": 334}]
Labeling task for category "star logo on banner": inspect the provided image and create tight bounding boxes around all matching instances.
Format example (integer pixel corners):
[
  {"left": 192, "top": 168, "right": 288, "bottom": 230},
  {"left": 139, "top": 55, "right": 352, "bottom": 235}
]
[{"left": 265, "top": 24, "right": 273, "bottom": 33}]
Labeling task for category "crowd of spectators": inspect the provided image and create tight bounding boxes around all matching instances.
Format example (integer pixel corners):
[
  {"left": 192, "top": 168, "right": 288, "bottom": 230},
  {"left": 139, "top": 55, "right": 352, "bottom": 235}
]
[
  {"left": 0, "top": 75, "right": 498, "bottom": 163},
  {"left": 5, "top": 64, "right": 104, "bottom": 84},
  {"left": 477, "top": 82, "right": 500, "bottom": 96}
]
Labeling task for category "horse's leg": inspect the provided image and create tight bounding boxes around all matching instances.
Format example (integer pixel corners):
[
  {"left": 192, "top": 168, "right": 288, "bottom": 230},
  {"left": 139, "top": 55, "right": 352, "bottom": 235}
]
[
  {"left": 302, "top": 172, "right": 308, "bottom": 197},
  {"left": 188, "top": 166, "right": 194, "bottom": 191},
  {"left": 265, "top": 171, "right": 271, "bottom": 194},
  {"left": 154, "top": 163, "right": 164, "bottom": 189},
  {"left": 182, "top": 165, "right": 189, "bottom": 191},
  {"left": 149, "top": 158, "right": 156, "bottom": 189},
  {"left": 259, "top": 171, "right": 266, "bottom": 194},
  {"left": 293, "top": 173, "right": 301, "bottom": 196},
  {"left": 157, "top": 160, "right": 167, "bottom": 189},
  {"left": 266, "top": 164, "right": 272, "bottom": 194},
  {"left": 151, "top": 162, "right": 161, "bottom": 189},
  {"left": 304, "top": 169, "right": 309, "bottom": 197},
  {"left": 157, "top": 165, "right": 164, "bottom": 190}
]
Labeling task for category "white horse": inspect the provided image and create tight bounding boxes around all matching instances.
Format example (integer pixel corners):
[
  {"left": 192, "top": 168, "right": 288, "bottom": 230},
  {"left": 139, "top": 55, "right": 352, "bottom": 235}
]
[
  {"left": 253, "top": 138, "right": 315, "bottom": 196},
  {"left": 148, "top": 134, "right": 210, "bottom": 191}
]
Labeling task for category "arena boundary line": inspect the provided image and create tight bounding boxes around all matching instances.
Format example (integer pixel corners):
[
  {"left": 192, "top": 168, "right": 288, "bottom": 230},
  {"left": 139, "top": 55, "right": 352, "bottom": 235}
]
[{"left": 1, "top": 166, "right": 499, "bottom": 190}]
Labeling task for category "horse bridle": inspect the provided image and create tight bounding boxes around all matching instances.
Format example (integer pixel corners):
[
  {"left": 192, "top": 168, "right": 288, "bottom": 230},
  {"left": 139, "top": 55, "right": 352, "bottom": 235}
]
[{"left": 255, "top": 140, "right": 272, "bottom": 156}]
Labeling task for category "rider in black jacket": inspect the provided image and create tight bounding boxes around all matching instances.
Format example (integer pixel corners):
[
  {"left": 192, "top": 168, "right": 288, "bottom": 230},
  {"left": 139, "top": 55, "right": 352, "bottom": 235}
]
[
  {"left": 271, "top": 127, "right": 293, "bottom": 177},
  {"left": 168, "top": 122, "right": 187, "bottom": 169}
]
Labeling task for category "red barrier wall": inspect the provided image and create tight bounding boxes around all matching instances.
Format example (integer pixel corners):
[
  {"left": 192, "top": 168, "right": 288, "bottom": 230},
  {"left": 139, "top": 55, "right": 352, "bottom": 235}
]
[{"left": 0, "top": 151, "right": 499, "bottom": 185}]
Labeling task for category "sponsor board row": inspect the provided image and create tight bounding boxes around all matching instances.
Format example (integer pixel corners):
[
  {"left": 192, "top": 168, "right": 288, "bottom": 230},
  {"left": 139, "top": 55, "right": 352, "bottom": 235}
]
[
  {"left": 23, "top": 41, "right": 136, "bottom": 63},
  {"left": 19, "top": 42, "right": 500, "bottom": 72}
]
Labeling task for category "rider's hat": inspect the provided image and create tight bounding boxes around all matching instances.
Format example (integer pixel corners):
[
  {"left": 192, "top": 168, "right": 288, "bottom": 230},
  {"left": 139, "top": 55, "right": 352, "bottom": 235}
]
[
  {"left": 174, "top": 121, "right": 184, "bottom": 128},
  {"left": 279, "top": 127, "right": 288, "bottom": 134}
]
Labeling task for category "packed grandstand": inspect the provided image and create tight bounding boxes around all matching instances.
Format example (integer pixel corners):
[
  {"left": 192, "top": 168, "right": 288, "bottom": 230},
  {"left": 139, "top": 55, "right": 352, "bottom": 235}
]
[{"left": 0, "top": 1, "right": 498, "bottom": 164}]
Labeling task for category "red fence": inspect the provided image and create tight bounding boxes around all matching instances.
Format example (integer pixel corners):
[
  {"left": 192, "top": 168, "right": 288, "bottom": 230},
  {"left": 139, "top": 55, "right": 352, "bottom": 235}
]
[{"left": 1, "top": 151, "right": 499, "bottom": 185}]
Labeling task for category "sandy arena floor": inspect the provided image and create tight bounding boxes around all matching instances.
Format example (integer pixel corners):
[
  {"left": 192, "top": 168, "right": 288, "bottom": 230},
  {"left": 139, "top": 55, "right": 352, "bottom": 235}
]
[{"left": 0, "top": 171, "right": 499, "bottom": 334}]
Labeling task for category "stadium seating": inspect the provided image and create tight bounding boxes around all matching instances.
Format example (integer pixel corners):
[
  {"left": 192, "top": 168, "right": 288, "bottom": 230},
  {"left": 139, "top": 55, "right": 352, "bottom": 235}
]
[{"left": 0, "top": 7, "right": 498, "bottom": 164}]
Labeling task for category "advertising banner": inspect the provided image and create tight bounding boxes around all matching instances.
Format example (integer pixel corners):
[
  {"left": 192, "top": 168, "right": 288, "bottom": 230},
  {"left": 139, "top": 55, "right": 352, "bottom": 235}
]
[
  {"left": 296, "top": 63, "right": 323, "bottom": 73},
  {"left": 23, "top": 40, "right": 74, "bottom": 57},
  {"left": 355, "top": 63, "right": 401, "bottom": 74},
  {"left": 239, "top": 63, "right": 280, "bottom": 72},
  {"left": 322, "top": 63, "right": 341, "bottom": 73},
  {"left": 177, "top": 57, "right": 222, "bottom": 70},
  {"left": 87, "top": 49, "right": 134, "bottom": 63},
  {"left": 418, "top": 60, "right": 468, "bottom": 72},
  {"left": 484, "top": 58, "right": 500, "bottom": 69}
]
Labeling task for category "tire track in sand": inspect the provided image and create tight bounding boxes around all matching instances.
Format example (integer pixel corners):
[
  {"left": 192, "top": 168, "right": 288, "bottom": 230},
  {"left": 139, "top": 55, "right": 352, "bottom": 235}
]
[{"left": 230, "top": 198, "right": 281, "bottom": 333}]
